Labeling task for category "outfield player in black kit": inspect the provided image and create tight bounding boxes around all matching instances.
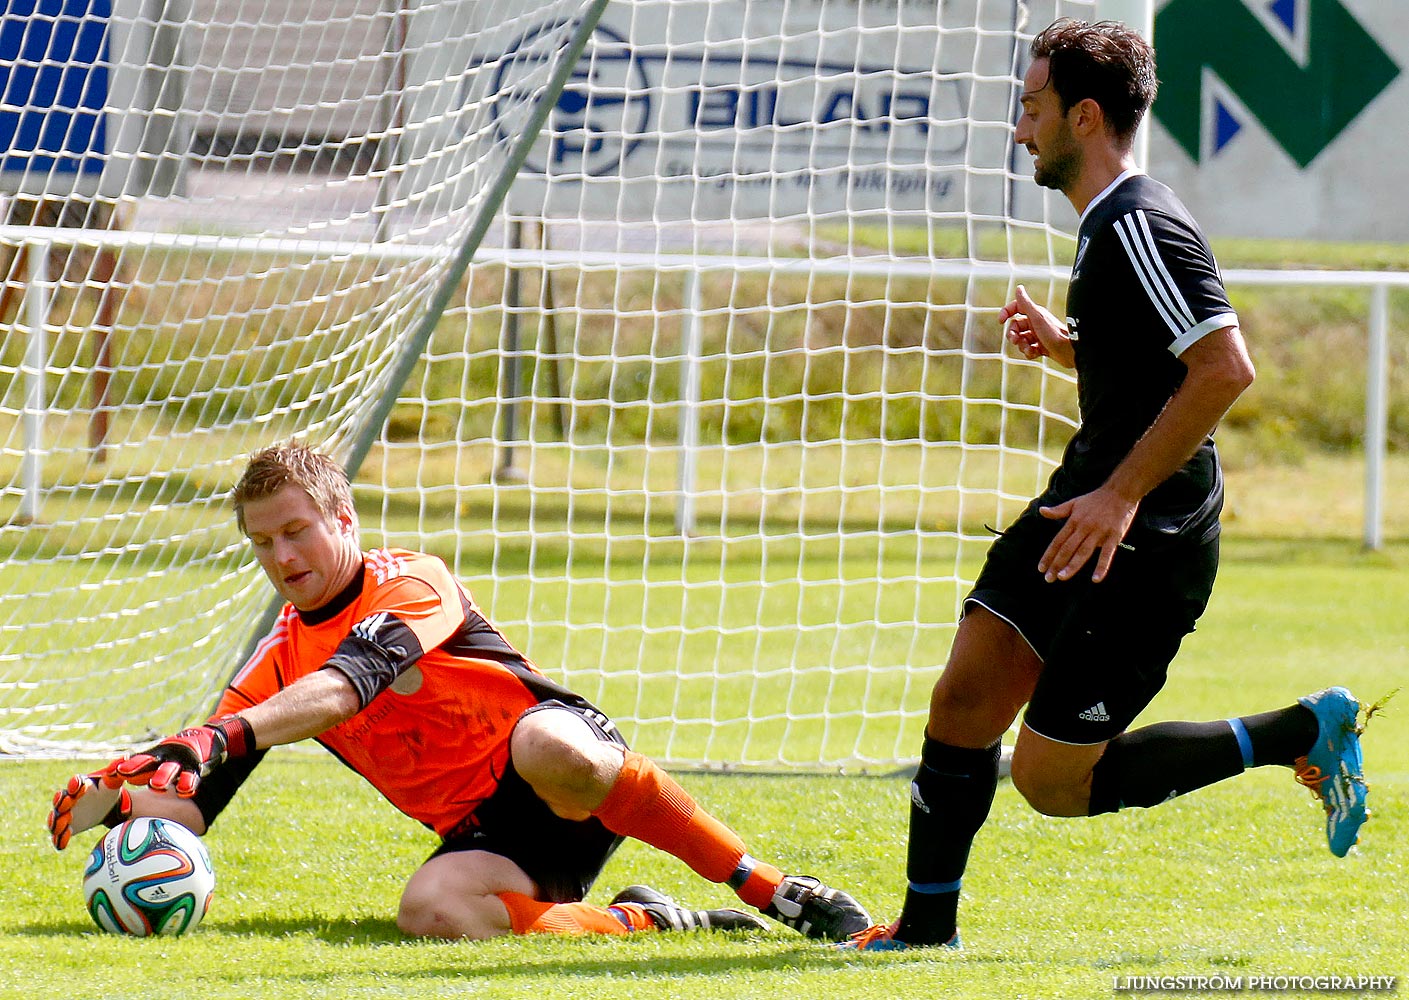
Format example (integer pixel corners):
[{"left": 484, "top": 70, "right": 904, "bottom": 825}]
[{"left": 846, "top": 19, "right": 1371, "bottom": 951}]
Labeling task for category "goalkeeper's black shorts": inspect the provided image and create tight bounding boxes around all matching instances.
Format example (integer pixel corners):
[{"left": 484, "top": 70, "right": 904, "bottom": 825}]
[
  {"left": 964, "top": 506, "right": 1220, "bottom": 746},
  {"left": 431, "top": 700, "right": 628, "bottom": 902}
]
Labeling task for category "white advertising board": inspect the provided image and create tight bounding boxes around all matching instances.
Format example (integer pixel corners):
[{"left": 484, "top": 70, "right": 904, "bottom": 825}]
[
  {"left": 1146, "top": 0, "right": 1403, "bottom": 242},
  {"left": 398, "top": 0, "right": 1075, "bottom": 226}
]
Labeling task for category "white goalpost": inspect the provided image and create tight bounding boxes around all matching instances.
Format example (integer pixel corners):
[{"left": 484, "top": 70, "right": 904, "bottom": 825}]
[{"left": 0, "top": 0, "right": 1136, "bottom": 767}]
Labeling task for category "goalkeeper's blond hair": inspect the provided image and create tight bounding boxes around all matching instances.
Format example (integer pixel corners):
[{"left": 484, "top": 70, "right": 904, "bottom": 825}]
[{"left": 231, "top": 440, "right": 355, "bottom": 535}]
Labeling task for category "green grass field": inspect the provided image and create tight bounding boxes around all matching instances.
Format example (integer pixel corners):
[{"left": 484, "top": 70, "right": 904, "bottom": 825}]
[
  {"left": 3, "top": 217, "right": 1407, "bottom": 994},
  {"left": 1, "top": 524, "right": 1405, "bottom": 998}
]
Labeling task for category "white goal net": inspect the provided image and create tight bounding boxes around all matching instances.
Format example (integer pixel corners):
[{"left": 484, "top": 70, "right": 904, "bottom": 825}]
[{"left": 0, "top": 0, "right": 1123, "bottom": 767}]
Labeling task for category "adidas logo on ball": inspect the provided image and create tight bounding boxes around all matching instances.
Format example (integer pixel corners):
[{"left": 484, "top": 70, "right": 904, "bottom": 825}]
[{"left": 83, "top": 817, "right": 215, "bottom": 937}]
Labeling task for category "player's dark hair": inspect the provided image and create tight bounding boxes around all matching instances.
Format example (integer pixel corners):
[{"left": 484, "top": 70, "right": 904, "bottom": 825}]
[
  {"left": 1031, "top": 18, "right": 1156, "bottom": 143},
  {"left": 231, "top": 440, "right": 353, "bottom": 534}
]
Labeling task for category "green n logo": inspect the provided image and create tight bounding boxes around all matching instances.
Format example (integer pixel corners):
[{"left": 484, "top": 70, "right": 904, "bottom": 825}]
[{"left": 1153, "top": 0, "right": 1398, "bottom": 167}]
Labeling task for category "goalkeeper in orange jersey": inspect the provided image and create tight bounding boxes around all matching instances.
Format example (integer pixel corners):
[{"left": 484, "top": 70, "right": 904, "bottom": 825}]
[{"left": 47, "top": 440, "right": 870, "bottom": 942}]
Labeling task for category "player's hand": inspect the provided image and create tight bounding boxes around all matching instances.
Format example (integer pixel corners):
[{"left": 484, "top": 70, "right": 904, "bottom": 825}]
[
  {"left": 47, "top": 764, "right": 131, "bottom": 850},
  {"left": 113, "top": 716, "right": 254, "bottom": 797},
  {"left": 1000, "top": 284, "right": 1075, "bottom": 369},
  {"left": 1038, "top": 487, "right": 1138, "bottom": 584}
]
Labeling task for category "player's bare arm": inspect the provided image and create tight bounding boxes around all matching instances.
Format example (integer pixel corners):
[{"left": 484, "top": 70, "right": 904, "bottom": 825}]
[
  {"left": 1038, "top": 325, "right": 1255, "bottom": 582},
  {"left": 1000, "top": 284, "right": 1076, "bottom": 369},
  {"left": 233, "top": 667, "right": 363, "bottom": 747},
  {"left": 106, "top": 668, "right": 362, "bottom": 800}
]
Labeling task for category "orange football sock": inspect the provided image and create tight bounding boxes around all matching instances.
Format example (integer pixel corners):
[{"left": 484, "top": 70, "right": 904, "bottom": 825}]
[
  {"left": 591, "top": 750, "right": 784, "bottom": 910},
  {"left": 496, "top": 892, "right": 651, "bottom": 935}
]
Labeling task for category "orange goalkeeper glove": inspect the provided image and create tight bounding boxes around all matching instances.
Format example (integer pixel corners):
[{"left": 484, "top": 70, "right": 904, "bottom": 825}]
[
  {"left": 113, "top": 716, "right": 255, "bottom": 797},
  {"left": 47, "top": 763, "right": 130, "bottom": 851}
]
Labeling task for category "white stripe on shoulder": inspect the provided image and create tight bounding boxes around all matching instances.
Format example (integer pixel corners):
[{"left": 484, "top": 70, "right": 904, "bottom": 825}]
[
  {"left": 229, "top": 613, "right": 291, "bottom": 690},
  {"left": 1169, "top": 311, "right": 1239, "bottom": 357},
  {"left": 368, "top": 548, "right": 406, "bottom": 585},
  {"left": 1113, "top": 210, "right": 1196, "bottom": 337},
  {"left": 1113, "top": 214, "right": 1182, "bottom": 335},
  {"left": 1134, "top": 211, "right": 1196, "bottom": 330}
]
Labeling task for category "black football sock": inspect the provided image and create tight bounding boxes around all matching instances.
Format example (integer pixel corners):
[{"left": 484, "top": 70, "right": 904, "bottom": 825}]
[
  {"left": 1234, "top": 704, "right": 1320, "bottom": 766},
  {"left": 1089, "top": 720, "right": 1240, "bottom": 814},
  {"left": 893, "top": 737, "right": 1001, "bottom": 945},
  {"left": 1088, "top": 705, "right": 1319, "bottom": 816}
]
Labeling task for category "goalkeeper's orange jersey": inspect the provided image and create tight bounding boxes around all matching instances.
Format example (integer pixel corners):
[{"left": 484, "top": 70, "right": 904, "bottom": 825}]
[{"left": 214, "top": 548, "right": 581, "bottom": 837}]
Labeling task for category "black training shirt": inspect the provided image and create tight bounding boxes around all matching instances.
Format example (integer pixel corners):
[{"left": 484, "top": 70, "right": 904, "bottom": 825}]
[{"left": 1041, "top": 170, "right": 1239, "bottom": 545}]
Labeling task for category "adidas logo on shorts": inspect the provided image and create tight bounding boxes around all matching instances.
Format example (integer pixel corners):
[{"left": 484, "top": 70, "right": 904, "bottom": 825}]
[{"left": 1078, "top": 702, "right": 1111, "bottom": 723}]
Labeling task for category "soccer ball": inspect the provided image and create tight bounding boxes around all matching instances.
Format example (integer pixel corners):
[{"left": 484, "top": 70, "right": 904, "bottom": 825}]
[{"left": 82, "top": 817, "right": 215, "bottom": 936}]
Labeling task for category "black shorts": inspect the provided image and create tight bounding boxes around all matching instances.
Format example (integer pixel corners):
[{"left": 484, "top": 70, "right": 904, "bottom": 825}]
[
  {"left": 966, "top": 508, "right": 1220, "bottom": 745},
  {"left": 430, "top": 700, "right": 628, "bottom": 903}
]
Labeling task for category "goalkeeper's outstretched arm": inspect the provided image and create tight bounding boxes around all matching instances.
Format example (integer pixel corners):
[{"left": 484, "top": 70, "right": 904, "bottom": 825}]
[
  {"left": 114, "top": 668, "right": 360, "bottom": 797},
  {"left": 50, "top": 653, "right": 361, "bottom": 849},
  {"left": 47, "top": 769, "right": 206, "bottom": 850}
]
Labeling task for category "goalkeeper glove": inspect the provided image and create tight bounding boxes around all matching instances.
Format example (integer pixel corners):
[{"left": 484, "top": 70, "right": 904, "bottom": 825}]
[
  {"left": 113, "top": 715, "right": 256, "bottom": 797},
  {"left": 47, "top": 763, "right": 130, "bottom": 851}
]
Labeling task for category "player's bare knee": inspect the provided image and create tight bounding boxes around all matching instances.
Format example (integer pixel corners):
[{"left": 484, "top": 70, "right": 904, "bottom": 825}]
[
  {"left": 928, "top": 678, "right": 1019, "bottom": 745},
  {"left": 397, "top": 904, "right": 484, "bottom": 940},
  {"left": 509, "top": 714, "right": 560, "bottom": 770},
  {"left": 397, "top": 888, "right": 502, "bottom": 941},
  {"left": 510, "top": 711, "right": 618, "bottom": 810},
  {"left": 396, "top": 887, "right": 443, "bottom": 937},
  {"left": 1010, "top": 759, "right": 1087, "bottom": 817},
  {"left": 930, "top": 682, "right": 989, "bottom": 723},
  {"left": 1013, "top": 777, "right": 1078, "bottom": 817},
  {"left": 396, "top": 895, "right": 443, "bottom": 938}
]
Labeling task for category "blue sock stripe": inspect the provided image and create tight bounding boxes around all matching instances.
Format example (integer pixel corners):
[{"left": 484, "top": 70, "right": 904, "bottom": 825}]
[
  {"left": 1228, "top": 717, "right": 1254, "bottom": 769},
  {"left": 726, "top": 856, "right": 756, "bottom": 891},
  {"left": 908, "top": 879, "right": 962, "bottom": 895}
]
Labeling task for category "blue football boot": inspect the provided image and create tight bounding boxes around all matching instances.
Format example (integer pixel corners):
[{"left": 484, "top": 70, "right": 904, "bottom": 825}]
[
  {"left": 838, "top": 921, "right": 962, "bottom": 951},
  {"left": 1295, "top": 687, "right": 1368, "bottom": 858}
]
